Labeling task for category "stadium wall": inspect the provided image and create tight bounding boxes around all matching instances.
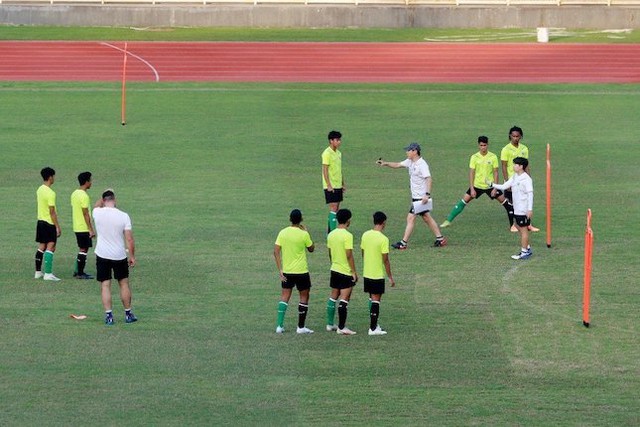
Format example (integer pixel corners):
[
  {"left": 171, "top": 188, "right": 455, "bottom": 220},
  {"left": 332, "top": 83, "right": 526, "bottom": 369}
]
[{"left": 1, "top": 4, "right": 639, "bottom": 29}]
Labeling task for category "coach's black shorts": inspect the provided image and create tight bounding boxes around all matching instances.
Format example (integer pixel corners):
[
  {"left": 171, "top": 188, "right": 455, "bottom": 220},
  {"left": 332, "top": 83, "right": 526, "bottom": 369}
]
[
  {"left": 35, "top": 220, "right": 57, "bottom": 244},
  {"left": 466, "top": 187, "right": 503, "bottom": 200},
  {"left": 364, "top": 278, "right": 385, "bottom": 295},
  {"left": 96, "top": 256, "right": 129, "bottom": 282},
  {"left": 330, "top": 270, "right": 356, "bottom": 290},
  {"left": 513, "top": 214, "right": 531, "bottom": 228},
  {"left": 324, "top": 188, "right": 343, "bottom": 204},
  {"left": 281, "top": 273, "right": 312, "bottom": 291},
  {"left": 75, "top": 232, "right": 93, "bottom": 249}
]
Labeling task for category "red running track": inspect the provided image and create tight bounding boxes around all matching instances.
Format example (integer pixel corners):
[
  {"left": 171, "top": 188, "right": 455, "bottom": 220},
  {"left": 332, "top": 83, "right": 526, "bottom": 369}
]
[{"left": 1, "top": 41, "right": 640, "bottom": 83}]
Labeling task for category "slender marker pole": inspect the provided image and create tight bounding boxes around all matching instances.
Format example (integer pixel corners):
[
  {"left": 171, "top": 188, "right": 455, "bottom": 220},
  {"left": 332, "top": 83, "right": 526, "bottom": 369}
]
[
  {"left": 546, "top": 144, "right": 552, "bottom": 248},
  {"left": 121, "top": 42, "right": 128, "bottom": 126},
  {"left": 582, "top": 209, "right": 593, "bottom": 328}
]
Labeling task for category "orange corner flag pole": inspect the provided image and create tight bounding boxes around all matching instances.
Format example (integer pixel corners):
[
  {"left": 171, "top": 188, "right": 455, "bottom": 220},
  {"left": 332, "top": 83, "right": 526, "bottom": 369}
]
[
  {"left": 582, "top": 209, "right": 593, "bottom": 328},
  {"left": 546, "top": 144, "right": 552, "bottom": 248},
  {"left": 121, "top": 42, "right": 128, "bottom": 126}
]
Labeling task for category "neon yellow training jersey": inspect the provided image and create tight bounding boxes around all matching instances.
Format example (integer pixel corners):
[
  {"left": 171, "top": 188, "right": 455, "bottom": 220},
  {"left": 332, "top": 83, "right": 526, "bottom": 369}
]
[
  {"left": 322, "top": 146, "right": 342, "bottom": 189},
  {"left": 71, "top": 189, "right": 91, "bottom": 232},
  {"left": 37, "top": 184, "right": 56, "bottom": 225},
  {"left": 275, "top": 226, "right": 313, "bottom": 274},
  {"left": 500, "top": 143, "right": 529, "bottom": 179},
  {"left": 360, "top": 229, "right": 389, "bottom": 280},
  {"left": 470, "top": 151, "right": 499, "bottom": 190},
  {"left": 327, "top": 227, "right": 353, "bottom": 276}
]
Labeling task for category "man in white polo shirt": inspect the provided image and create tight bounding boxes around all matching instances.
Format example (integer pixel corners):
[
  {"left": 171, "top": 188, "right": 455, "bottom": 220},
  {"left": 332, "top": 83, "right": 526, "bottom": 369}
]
[{"left": 93, "top": 189, "right": 137, "bottom": 326}]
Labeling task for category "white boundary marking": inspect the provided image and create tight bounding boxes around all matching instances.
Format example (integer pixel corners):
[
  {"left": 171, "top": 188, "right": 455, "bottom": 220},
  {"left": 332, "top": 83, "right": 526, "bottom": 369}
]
[{"left": 100, "top": 42, "right": 160, "bottom": 82}]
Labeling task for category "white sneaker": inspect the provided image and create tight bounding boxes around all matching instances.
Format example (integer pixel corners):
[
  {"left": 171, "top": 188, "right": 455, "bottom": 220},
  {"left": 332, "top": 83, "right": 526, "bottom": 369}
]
[
  {"left": 43, "top": 273, "right": 61, "bottom": 281},
  {"left": 35, "top": 271, "right": 44, "bottom": 279},
  {"left": 368, "top": 326, "right": 387, "bottom": 336},
  {"left": 275, "top": 326, "right": 285, "bottom": 334},
  {"left": 337, "top": 327, "right": 357, "bottom": 335},
  {"left": 296, "top": 327, "right": 314, "bottom": 334},
  {"left": 326, "top": 324, "right": 338, "bottom": 332}
]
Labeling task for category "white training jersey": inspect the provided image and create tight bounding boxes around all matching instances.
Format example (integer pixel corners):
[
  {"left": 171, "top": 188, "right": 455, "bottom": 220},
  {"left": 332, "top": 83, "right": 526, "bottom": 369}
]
[
  {"left": 400, "top": 157, "right": 431, "bottom": 199},
  {"left": 93, "top": 207, "right": 132, "bottom": 260},
  {"left": 493, "top": 172, "right": 533, "bottom": 215}
]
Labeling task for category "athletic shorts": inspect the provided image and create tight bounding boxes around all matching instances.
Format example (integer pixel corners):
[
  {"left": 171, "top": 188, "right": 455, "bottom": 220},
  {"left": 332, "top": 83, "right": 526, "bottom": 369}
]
[
  {"left": 364, "top": 278, "right": 385, "bottom": 295},
  {"left": 330, "top": 270, "right": 355, "bottom": 290},
  {"left": 75, "top": 232, "right": 93, "bottom": 249},
  {"left": 513, "top": 214, "right": 531, "bottom": 228},
  {"left": 466, "top": 187, "right": 503, "bottom": 200},
  {"left": 409, "top": 198, "right": 430, "bottom": 216},
  {"left": 324, "top": 188, "right": 343, "bottom": 204},
  {"left": 35, "top": 220, "right": 57, "bottom": 244},
  {"left": 281, "top": 272, "right": 311, "bottom": 291},
  {"left": 96, "top": 256, "right": 129, "bottom": 282}
]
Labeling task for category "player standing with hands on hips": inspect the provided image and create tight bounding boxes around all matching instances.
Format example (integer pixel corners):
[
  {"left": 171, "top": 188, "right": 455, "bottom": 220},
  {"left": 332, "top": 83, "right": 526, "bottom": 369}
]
[
  {"left": 377, "top": 142, "right": 447, "bottom": 250},
  {"left": 93, "top": 189, "right": 137, "bottom": 325},
  {"left": 322, "top": 130, "right": 345, "bottom": 233}
]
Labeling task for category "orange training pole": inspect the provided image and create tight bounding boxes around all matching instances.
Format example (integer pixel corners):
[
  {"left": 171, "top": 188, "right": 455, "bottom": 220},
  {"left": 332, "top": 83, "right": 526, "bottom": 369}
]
[
  {"left": 121, "top": 42, "right": 128, "bottom": 126},
  {"left": 582, "top": 209, "right": 593, "bottom": 328},
  {"left": 546, "top": 144, "right": 552, "bottom": 248}
]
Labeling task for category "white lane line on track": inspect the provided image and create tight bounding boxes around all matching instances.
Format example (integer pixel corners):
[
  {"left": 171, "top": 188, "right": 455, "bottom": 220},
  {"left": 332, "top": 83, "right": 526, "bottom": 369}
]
[{"left": 100, "top": 42, "right": 160, "bottom": 82}]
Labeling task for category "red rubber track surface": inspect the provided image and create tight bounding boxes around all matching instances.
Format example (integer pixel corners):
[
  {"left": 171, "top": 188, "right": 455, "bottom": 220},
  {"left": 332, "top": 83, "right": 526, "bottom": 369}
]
[{"left": 1, "top": 41, "right": 639, "bottom": 83}]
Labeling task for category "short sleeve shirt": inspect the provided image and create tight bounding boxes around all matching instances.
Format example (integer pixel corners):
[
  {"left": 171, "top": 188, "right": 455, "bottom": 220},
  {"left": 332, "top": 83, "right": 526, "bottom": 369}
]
[
  {"left": 275, "top": 226, "right": 313, "bottom": 274},
  {"left": 500, "top": 143, "right": 529, "bottom": 179},
  {"left": 400, "top": 157, "right": 431, "bottom": 198},
  {"left": 37, "top": 184, "right": 56, "bottom": 224},
  {"left": 71, "top": 189, "right": 91, "bottom": 232},
  {"left": 93, "top": 207, "right": 132, "bottom": 260},
  {"left": 360, "top": 229, "right": 389, "bottom": 280},
  {"left": 470, "top": 151, "right": 499, "bottom": 190},
  {"left": 322, "top": 146, "right": 342, "bottom": 189},
  {"left": 327, "top": 228, "right": 354, "bottom": 276}
]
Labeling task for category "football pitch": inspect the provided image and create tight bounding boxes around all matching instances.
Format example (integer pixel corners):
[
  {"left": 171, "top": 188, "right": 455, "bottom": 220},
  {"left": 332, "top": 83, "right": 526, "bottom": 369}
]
[{"left": 1, "top": 81, "right": 639, "bottom": 425}]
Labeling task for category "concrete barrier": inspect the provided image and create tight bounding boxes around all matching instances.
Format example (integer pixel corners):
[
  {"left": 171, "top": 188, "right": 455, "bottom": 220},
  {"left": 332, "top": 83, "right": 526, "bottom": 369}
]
[{"left": 1, "top": 4, "right": 639, "bottom": 29}]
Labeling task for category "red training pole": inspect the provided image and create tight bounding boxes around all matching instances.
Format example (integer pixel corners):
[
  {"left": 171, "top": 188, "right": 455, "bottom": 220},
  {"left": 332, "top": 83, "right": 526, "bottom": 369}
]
[
  {"left": 582, "top": 209, "right": 593, "bottom": 328},
  {"left": 546, "top": 144, "right": 552, "bottom": 248},
  {"left": 121, "top": 42, "right": 128, "bottom": 126}
]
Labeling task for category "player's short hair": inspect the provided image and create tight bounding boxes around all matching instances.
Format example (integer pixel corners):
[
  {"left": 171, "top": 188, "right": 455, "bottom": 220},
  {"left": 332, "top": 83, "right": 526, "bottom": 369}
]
[
  {"left": 373, "top": 211, "right": 387, "bottom": 225},
  {"left": 336, "top": 209, "right": 352, "bottom": 225},
  {"left": 509, "top": 126, "right": 524, "bottom": 138},
  {"left": 40, "top": 167, "right": 55, "bottom": 181},
  {"left": 328, "top": 130, "right": 342, "bottom": 141},
  {"left": 478, "top": 136, "right": 489, "bottom": 144},
  {"left": 102, "top": 190, "right": 116, "bottom": 201},
  {"left": 289, "top": 209, "right": 303, "bottom": 225},
  {"left": 78, "top": 171, "right": 92, "bottom": 186},
  {"left": 513, "top": 157, "right": 529, "bottom": 169}
]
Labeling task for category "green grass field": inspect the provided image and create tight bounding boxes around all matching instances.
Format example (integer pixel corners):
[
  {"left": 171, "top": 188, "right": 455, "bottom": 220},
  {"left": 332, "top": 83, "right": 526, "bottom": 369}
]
[{"left": 1, "top": 78, "right": 639, "bottom": 425}]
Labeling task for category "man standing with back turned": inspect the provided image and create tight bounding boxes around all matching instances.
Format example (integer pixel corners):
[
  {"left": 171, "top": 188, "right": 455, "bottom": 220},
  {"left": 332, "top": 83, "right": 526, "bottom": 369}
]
[
  {"left": 322, "top": 130, "right": 345, "bottom": 233},
  {"left": 93, "top": 189, "right": 137, "bottom": 326}
]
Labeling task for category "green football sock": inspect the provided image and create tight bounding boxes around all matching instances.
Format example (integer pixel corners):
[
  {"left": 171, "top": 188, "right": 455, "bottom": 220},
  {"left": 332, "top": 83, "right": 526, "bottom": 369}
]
[
  {"left": 277, "top": 301, "right": 288, "bottom": 328},
  {"left": 328, "top": 211, "right": 337, "bottom": 233},
  {"left": 44, "top": 250, "right": 54, "bottom": 274},
  {"left": 326, "top": 298, "right": 336, "bottom": 326},
  {"left": 447, "top": 199, "right": 467, "bottom": 222}
]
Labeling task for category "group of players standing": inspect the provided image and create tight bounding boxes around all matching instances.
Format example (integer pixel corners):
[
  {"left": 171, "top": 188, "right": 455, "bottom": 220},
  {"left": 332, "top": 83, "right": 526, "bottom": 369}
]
[{"left": 273, "top": 126, "right": 536, "bottom": 335}]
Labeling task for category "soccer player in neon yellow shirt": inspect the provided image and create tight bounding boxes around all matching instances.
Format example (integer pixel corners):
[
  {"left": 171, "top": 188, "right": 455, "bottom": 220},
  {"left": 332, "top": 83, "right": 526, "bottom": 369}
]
[
  {"left": 326, "top": 209, "right": 358, "bottom": 335},
  {"left": 440, "top": 136, "right": 514, "bottom": 229},
  {"left": 361, "top": 211, "right": 395, "bottom": 336},
  {"left": 71, "top": 171, "right": 95, "bottom": 279},
  {"left": 35, "top": 167, "right": 61, "bottom": 281},
  {"left": 322, "top": 130, "right": 345, "bottom": 233},
  {"left": 274, "top": 209, "right": 315, "bottom": 334}
]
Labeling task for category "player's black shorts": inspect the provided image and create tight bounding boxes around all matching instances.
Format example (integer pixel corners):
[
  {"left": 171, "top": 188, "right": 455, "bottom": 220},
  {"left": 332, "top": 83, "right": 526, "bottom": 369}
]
[
  {"left": 330, "top": 270, "right": 355, "bottom": 289},
  {"left": 466, "top": 187, "right": 503, "bottom": 200},
  {"left": 324, "top": 188, "right": 343, "bottom": 204},
  {"left": 96, "top": 256, "right": 129, "bottom": 282},
  {"left": 75, "top": 232, "right": 93, "bottom": 249},
  {"left": 513, "top": 214, "right": 531, "bottom": 228},
  {"left": 364, "top": 278, "right": 385, "bottom": 295},
  {"left": 409, "top": 198, "right": 430, "bottom": 216},
  {"left": 35, "top": 220, "right": 57, "bottom": 244},
  {"left": 281, "top": 272, "right": 312, "bottom": 291}
]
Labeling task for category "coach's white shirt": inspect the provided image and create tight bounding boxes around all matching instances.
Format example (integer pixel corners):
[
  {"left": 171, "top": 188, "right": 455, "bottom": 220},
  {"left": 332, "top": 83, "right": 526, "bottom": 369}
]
[
  {"left": 493, "top": 173, "right": 533, "bottom": 215},
  {"left": 400, "top": 157, "right": 431, "bottom": 199},
  {"left": 93, "top": 207, "right": 132, "bottom": 260}
]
